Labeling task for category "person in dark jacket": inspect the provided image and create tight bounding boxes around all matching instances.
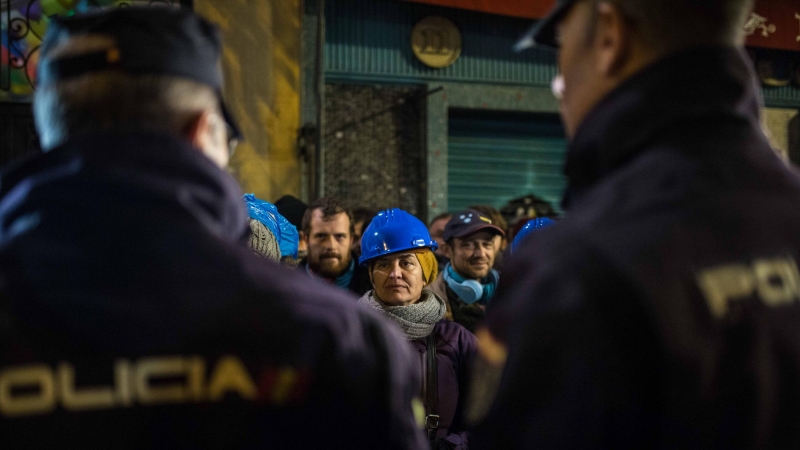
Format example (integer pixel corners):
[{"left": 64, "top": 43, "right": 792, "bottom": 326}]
[
  {"left": 0, "top": 8, "right": 426, "bottom": 449},
  {"left": 358, "top": 209, "right": 477, "bottom": 449},
  {"left": 300, "top": 197, "right": 372, "bottom": 296},
  {"left": 472, "top": 0, "right": 800, "bottom": 449}
]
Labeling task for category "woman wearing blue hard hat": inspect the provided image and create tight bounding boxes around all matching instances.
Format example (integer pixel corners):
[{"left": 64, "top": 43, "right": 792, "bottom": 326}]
[{"left": 359, "top": 208, "right": 477, "bottom": 449}]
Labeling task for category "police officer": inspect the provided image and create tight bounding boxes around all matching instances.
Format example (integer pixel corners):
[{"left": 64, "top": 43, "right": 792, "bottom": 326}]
[
  {"left": 473, "top": 0, "right": 800, "bottom": 448},
  {"left": 0, "top": 8, "right": 426, "bottom": 449}
]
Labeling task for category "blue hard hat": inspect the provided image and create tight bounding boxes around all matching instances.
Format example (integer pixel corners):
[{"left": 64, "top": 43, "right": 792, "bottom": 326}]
[
  {"left": 511, "top": 217, "right": 556, "bottom": 253},
  {"left": 359, "top": 208, "right": 438, "bottom": 266}
]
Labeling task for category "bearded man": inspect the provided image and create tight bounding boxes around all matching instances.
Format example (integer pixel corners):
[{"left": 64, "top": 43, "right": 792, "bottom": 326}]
[{"left": 301, "top": 197, "right": 372, "bottom": 296}]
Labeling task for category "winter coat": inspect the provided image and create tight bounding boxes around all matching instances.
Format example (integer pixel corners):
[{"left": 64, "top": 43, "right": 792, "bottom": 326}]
[
  {"left": 359, "top": 289, "right": 477, "bottom": 449},
  {"left": 412, "top": 319, "right": 477, "bottom": 449},
  {"left": 473, "top": 47, "right": 800, "bottom": 449},
  {"left": 0, "top": 132, "right": 427, "bottom": 450}
]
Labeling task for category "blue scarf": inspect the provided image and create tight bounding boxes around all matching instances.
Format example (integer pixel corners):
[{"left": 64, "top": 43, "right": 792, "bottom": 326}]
[
  {"left": 442, "top": 263, "right": 499, "bottom": 305},
  {"left": 306, "top": 259, "right": 355, "bottom": 290}
]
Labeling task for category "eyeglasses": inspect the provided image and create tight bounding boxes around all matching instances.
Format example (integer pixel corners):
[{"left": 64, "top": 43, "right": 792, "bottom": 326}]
[{"left": 551, "top": 73, "right": 565, "bottom": 100}]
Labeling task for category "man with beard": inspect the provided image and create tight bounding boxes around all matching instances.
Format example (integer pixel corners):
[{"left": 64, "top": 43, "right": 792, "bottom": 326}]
[
  {"left": 429, "top": 209, "right": 505, "bottom": 332},
  {"left": 301, "top": 197, "right": 372, "bottom": 295}
]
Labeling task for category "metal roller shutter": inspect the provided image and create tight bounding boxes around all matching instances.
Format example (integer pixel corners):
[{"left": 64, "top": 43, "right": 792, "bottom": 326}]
[{"left": 447, "top": 110, "right": 568, "bottom": 213}]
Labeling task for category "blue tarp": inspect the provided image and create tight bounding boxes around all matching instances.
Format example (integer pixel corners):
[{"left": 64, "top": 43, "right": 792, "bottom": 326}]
[{"left": 243, "top": 194, "right": 299, "bottom": 259}]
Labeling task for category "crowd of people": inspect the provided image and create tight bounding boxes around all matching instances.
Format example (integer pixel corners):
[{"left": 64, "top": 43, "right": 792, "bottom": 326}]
[
  {"left": 4, "top": 0, "right": 800, "bottom": 449},
  {"left": 238, "top": 192, "right": 553, "bottom": 446}
]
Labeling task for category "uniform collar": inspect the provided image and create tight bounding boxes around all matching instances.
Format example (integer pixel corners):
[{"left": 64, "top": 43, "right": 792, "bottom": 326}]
[
  {"left": 563, "top": 46, "right": 762, "bottom": 209},
  {"left": 0, "top": 131, "right": 249, "bottom": 243}
]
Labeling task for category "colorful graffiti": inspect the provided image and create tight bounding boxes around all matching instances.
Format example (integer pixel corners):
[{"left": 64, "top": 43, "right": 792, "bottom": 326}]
[{"left": 1, "top": 0, "right": 178, "bottom": 102}]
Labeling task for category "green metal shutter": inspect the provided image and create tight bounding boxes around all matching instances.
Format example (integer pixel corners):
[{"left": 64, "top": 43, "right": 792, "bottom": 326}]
[{"left": 447, "top": 111, "right": 568, "bottom": 213}]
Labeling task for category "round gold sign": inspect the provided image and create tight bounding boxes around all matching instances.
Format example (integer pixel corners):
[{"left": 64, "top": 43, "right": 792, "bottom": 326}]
[{"left": 411, "top": 16, "right": 462, "bottom": 69}]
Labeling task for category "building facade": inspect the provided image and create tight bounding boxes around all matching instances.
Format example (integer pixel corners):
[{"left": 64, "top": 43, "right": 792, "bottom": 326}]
[
  {"left": 303, "top": 0, "right": 800, "bottom": 222},
  {"left": 1, "top": 0, "right": 799, "bottom": 218}
]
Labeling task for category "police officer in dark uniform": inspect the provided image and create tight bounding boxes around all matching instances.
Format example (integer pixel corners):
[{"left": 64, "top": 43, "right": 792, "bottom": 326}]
[
  {"left": 472, "top": 0, "right": 800, "bottom": 448},
  {"left": 0, "top": 8, "right": 426, "bottom": 449}
]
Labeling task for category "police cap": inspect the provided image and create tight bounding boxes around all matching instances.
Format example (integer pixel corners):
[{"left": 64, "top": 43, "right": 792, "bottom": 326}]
[
  {"left": 514, "top": 0, "right": 578, "bottom": 51},
  {"left": 37, "top": 7, "right": 241, "bottom": 139}
]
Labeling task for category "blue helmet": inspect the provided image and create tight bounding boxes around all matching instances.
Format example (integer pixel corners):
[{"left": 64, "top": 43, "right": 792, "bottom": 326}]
[
  {"left": 359, "top": 208, "right": 438, "bottom": 266},
  {"left": 511, "top": 217, "right": 556, "bottom": 254}
]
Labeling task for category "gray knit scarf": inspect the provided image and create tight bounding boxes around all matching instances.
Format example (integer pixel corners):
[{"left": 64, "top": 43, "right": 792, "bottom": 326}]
[{"left": 359, "top": 289, "right": 447, "bottom": 340}]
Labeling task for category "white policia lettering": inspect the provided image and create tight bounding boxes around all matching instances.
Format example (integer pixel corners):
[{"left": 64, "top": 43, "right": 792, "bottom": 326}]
[
  {"left": 0, "top": 355, "right": 260, "bottom": 417},
  {"left": 696, "top": 256, "right": 800, "bottom": 318}
]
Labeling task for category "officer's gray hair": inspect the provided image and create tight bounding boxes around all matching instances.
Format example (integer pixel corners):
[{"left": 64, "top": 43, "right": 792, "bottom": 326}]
[
  {"left": 34, "top": 35, "right": 220, "bottom": 150},
  {"left": 587, "top": 0, "right": 754, "bottom": 53}
]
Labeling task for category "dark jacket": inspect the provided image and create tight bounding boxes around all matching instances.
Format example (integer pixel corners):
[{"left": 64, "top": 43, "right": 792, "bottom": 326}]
[
  {"left": 300, "top": 254, "right": 373, "bottom": 297},
  {"left": 412, "top": 320, "right": 477, "bottom": 448},
  {"left": 474, "top": 48, "right": 800, "bottom": 449},
  {"left": 0, "top": 132, "right": 426, "bottom": 450}
]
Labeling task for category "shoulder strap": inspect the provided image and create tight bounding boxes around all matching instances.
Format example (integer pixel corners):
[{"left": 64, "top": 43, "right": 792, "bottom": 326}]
[{"left": 425, "top": 332, "right": 439, "bottom": 442}]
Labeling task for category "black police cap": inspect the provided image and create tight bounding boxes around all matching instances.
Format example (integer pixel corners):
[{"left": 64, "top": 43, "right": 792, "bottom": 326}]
[
  {"left": 514, "top": 0, "right": 577, "bottom": 51},
  {"left": 38, "top": 7, "right": 241, "bottom": 139}
]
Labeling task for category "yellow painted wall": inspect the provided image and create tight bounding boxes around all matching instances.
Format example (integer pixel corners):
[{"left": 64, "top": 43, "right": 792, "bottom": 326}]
[
  {"left": 761, "top": 107, "right": 799, "bottom": 161},
  {"left": 194, "top": 0, "right": 302, "bottom": 201}
]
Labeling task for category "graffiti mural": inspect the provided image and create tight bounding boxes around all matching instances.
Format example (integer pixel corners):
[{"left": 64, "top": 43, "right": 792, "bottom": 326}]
[{"left": 1, "top": 0, "right": 179, "bottom": 102}]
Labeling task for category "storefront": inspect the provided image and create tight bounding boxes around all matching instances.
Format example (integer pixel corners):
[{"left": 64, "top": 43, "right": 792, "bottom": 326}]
[
  {"left": 2, "top": 0, "right": 799, "bottom": 215},
  {"left": 302, "top": 0, "right": 800, "bottom": 221}
]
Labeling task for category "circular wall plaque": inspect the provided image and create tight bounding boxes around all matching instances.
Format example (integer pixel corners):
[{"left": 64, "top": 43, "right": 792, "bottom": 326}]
[{"left": 411, "top": 16, "right": 462, "bottom": 69}]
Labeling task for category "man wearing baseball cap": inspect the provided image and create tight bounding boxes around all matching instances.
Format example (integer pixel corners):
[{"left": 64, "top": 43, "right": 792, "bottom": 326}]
[
  {"left": 428, "top": 209, "right": 505, "bottom": 332},
  {"left": 0, "top": 7, "right": 426, "bottom": 449},
  {"left": 472, "top": 0, "right": 800, "bottom": 448}
]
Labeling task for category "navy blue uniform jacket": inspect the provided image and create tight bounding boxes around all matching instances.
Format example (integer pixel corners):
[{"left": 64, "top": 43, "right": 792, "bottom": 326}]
[
  {"left": 474, "top": 48, "right": 800, "bottom": 449},
  {"left": 0, "top": 133, "right": 426, "bottom": 449}
]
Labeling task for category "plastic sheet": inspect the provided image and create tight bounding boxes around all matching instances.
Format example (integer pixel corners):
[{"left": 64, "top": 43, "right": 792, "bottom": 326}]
[{"left": 243, "top": 194, "right": 299, "bottom": 258}]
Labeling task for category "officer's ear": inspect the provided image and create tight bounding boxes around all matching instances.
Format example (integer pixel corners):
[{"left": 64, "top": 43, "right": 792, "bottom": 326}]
[
  {"left": 186, "top": 110, "right": 229, "bottom": 168},
  {"left": 593, "top": 1, "right": 634, "bottom": 77}
]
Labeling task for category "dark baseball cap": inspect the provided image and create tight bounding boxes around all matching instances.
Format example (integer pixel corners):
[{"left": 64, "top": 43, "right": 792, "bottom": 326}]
[
  {"left": 37, "top": 7, "right": 241, "bottom": 139},
  {"left": 514, "top": 0, "right": 578, "bottom": 51},
  {"left": 443, "top": 209, "right": 505, "bottom": 242}
]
